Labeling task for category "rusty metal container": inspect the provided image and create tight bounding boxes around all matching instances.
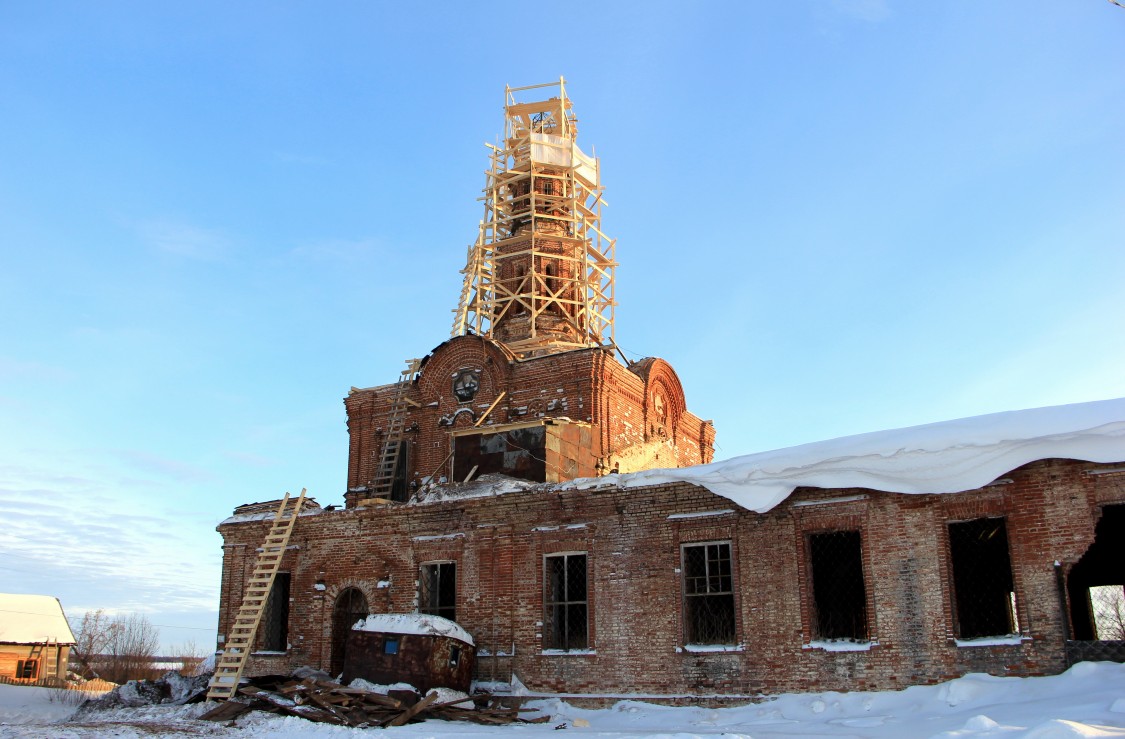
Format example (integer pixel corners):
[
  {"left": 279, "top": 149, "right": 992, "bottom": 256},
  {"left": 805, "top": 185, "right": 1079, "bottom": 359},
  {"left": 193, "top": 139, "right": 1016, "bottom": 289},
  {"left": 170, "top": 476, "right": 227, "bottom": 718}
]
[{"left": 340, "top": 614, "right": 475, "bottom": 694}]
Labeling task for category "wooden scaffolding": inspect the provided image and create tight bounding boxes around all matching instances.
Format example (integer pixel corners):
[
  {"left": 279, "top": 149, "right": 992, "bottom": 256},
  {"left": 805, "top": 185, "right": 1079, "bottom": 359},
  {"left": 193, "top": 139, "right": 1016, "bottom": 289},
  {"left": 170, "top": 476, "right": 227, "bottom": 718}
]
[{"left": 452, "top": 77, "right": 617, "bottom": 358}]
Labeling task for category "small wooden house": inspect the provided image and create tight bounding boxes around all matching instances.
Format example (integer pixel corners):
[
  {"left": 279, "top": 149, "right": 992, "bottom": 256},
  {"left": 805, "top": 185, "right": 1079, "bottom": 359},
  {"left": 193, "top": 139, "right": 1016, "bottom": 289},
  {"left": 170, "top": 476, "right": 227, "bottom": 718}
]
[
  {"left": 0, "top": 593, "right": 76, "bottom": 684},
  {"left": 342, "top": 614, "right": 475, "bottom": 694}
]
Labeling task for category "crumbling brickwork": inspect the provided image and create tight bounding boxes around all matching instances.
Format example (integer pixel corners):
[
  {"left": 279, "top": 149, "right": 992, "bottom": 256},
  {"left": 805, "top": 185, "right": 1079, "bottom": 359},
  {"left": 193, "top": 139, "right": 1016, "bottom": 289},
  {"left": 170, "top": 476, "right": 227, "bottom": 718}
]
[
  {"left": 216, "top": 458, "right": 1125, "bottom": 698},
  {"left": 344, "top": 336, "right": 715, "bottom": 505}
]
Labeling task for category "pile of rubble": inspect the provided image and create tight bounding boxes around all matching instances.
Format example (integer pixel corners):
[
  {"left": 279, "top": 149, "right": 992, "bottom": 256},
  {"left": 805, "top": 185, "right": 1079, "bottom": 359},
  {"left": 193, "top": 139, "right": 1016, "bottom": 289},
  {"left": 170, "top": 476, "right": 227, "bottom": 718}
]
[
  {"left": 76, "top": 671, "right": 210, "bottom": 710},
  {"left": 199, "top": 673, "right": 548, "bottom": 728}
]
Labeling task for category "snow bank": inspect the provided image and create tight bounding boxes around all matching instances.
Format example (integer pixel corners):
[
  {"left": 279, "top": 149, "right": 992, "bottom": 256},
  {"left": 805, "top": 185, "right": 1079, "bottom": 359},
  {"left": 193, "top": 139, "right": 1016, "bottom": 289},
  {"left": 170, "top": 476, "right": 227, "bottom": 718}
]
[
  {"left": 0, "top": 685, "right": 82, "bottom": 725},
  {"left": 1, "top": 662, "right": 1124, "bottom": 736},
  {"left": 352, "top": 613, "right": 474, "bottom": 646},
  {"left": 571, "top": 398, "right": 1125, "bottom": 513}
]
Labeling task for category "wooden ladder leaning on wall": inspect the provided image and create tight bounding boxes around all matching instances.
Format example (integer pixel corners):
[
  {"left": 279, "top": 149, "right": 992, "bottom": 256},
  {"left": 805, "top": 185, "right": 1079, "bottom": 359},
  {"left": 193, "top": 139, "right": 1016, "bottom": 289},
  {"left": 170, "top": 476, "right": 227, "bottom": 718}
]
[
  {"left": 367, "top": 358, "right": 422, "bottom": 501},
  {"left": 206, "top": 489, "right": 306, "bottom": 701},
  {"left": 25, "top": 637, "right": 56, "bottom": 681}
]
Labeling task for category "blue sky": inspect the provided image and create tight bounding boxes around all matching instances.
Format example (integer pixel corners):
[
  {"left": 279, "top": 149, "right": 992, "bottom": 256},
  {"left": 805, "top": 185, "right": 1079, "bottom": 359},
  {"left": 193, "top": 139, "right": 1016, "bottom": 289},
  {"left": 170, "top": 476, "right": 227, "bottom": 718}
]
[{"left": 1, "top": 1, "right": 1122, "bottom": 652}]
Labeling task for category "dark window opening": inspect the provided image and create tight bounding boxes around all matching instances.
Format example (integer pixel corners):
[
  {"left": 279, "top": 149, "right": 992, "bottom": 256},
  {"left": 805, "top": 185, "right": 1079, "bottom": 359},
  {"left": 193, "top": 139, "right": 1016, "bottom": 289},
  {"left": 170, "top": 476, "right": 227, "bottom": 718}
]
[
  {"left": 948, "top": 518, "right": 1018, "bottom": 639},
  {"left": 449, "top": 645, "right": 461, "bottom": 667},
  {"left": 384, "top": 638, "right": 399, "bottom": 655},
  {"left": 420, "top": 562, "right": 457, "bottom": 622},
  {"left": 683, "top": 542, "right": 735, "bottom": 645},
  {"left": 1067, "top": 504, "right": 1125, "bottom": 641},
  {"left": 261, "top": 572, "right": 291, "bottom": 651},
  {"left": 809, "top": 530, "right": 869, "bottom": 641},
  {"left": 545, "top": 553, "right": 588, "bottom": 650},
  {"left": 17, "top": 659, "right": 38, "bottom": 680},
  {"left": 390, "top": 440, "right": 411, "bottom": 503}
]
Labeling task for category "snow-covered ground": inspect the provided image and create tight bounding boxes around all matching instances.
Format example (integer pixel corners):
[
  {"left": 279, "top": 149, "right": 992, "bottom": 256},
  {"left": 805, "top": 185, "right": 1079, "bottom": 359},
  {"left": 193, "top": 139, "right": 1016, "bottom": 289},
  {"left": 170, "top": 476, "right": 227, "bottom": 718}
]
[{"left": 3, "top": 662, "right": 1125, "bottom": 738}]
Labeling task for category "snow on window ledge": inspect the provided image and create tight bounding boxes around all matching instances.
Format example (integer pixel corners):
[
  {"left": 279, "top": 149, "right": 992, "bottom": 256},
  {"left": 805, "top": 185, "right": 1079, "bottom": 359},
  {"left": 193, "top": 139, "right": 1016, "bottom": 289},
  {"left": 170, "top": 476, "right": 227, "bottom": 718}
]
[
  {"left": 540, "top": 648, "right": 597, "bottom": 656},
  {"left": 803, "top": 639, "right": 877, "bottom": 652},
  {"left": 954, "top": 634, "right": 1028, "bottom": 648},
  {"left": 666, "top": 509, "right": 735, "bottom": 520},
  {"left": 250, "top": 651, "right": 288, "bottom": 656},
  {"left": 675, "top": 643, "right": 745, "bottom": 653}
]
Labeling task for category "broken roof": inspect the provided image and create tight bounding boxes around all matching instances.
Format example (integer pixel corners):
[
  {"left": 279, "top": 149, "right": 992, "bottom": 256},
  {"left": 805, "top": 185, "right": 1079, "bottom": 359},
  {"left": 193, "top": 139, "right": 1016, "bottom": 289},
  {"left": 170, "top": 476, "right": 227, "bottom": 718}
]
[
  {"left": 0, "top": 593, "right": 77, "bottom": 645},
  {"left": 573, "top": 397, "right": 1125, "bottom": 513}
]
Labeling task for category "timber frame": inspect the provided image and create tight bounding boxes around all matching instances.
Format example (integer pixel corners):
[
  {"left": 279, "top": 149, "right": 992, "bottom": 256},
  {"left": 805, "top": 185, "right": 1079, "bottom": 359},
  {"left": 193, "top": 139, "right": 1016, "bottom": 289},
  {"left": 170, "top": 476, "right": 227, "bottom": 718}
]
[{"left": 452, "top": 77, "right": 617, "bottom": 358}]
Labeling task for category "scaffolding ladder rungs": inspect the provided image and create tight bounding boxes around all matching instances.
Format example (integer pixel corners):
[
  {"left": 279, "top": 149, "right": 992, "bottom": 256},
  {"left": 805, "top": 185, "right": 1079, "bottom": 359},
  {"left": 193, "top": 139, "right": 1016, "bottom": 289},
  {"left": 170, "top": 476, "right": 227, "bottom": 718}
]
[{"left": 206, "top": 489, "right": 306, "bottom": 701}]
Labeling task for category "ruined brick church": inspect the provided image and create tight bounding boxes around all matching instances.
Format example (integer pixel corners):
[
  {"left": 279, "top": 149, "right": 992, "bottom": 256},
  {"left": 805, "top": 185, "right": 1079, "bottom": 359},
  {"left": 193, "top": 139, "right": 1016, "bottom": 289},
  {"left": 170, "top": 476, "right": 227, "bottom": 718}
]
[{"left": 216, "top": 80, "right": 1125, "bottom": 699}]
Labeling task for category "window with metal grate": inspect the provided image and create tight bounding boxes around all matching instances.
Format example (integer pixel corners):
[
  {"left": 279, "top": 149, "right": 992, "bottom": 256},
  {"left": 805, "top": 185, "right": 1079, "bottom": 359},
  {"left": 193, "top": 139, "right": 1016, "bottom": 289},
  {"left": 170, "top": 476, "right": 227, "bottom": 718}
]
[
  {"left": 682, "top": 542, "right": 736, "bottom": 645},
  {"left": 544, "top": 553, "right": 588, "bottom": 650},
  {"left": 808, "top": 530, "right": 869, "bottom": 641},
  {"left": 420, "top": 561, "right": 457, "bottom": 622},
  {"left": 948, "top": 517, "right": 1019, "bottom": 639}
]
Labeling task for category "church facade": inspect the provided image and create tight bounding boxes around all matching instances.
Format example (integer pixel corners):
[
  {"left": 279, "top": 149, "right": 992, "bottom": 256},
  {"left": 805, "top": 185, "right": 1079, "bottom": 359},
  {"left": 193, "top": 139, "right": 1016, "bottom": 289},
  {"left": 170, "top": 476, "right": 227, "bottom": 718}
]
[{"left": 214, "top": 81, "right": 1125, "bottom": 699}]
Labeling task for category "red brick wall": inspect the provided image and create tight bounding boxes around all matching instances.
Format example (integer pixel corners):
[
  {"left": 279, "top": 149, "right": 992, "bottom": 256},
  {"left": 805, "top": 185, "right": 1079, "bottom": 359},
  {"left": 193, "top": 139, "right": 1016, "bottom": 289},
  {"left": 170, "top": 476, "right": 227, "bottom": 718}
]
[
  {"left": 343, "top": 337, "right": 713, "bottom": 503},
  {"left": 216, "top": 458, "right": 1125, "bottom": 696}
]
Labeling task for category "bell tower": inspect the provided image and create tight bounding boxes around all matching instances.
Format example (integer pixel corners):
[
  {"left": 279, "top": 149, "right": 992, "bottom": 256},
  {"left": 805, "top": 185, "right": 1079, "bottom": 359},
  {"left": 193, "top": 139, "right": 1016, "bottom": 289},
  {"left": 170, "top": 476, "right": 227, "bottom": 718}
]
[{"left": 452, "top": 78, "right": 617, "bottom": 358}]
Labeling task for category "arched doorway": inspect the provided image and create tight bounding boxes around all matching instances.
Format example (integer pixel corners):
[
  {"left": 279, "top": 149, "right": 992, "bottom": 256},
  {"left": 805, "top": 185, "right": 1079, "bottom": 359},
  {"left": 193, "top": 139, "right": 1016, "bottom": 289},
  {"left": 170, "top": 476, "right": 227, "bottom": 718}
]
[{"left": 330, "top": 588, "right": 370, "bottom": 677}]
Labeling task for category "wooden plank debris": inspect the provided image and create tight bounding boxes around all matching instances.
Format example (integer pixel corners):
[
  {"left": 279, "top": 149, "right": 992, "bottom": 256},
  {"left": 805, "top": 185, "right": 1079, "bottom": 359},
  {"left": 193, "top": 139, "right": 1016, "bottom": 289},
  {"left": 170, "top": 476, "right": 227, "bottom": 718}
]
[{"left": 198, "top": 672, "right": 543, "bottom": 728}]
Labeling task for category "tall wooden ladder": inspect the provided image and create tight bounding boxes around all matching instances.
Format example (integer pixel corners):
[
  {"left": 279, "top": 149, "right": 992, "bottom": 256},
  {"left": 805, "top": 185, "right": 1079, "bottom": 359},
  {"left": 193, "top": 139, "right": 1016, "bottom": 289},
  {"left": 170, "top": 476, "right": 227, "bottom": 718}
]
[
  {"left": 367, "top": 359, "right": 422, "bottom": 500},
  {"left": 206, "top": 490, "right": 306, "bottom": 701}
]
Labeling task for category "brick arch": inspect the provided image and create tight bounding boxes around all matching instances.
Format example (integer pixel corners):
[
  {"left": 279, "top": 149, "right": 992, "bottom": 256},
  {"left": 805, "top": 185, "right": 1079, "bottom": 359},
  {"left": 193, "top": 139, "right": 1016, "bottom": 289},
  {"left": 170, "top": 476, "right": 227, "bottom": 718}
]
[
  {"left": 630, "top": 357, "right": 687, "bottom": 435},
  {"left": 325, "top": 579, "right": 380, "bottom": 610},
  {"left": 326, "top": 580, "right": 379, "bottom": 677},
  {"left": 416, "top": 335, "right": 513, "bottom": 409}
]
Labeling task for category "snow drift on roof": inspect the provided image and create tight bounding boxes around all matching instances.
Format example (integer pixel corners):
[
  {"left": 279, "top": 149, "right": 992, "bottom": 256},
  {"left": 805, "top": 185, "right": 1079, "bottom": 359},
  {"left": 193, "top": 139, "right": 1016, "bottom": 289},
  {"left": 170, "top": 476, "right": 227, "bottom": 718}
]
[
  {"left": 573, "top": 398, "right": 1125, "bottom": 514},
  {"left": 0, "top": 593, "right": 77, "bottom": 645},
  {"left": 353, "top": 613, "right": 474, "bottom": 646}
]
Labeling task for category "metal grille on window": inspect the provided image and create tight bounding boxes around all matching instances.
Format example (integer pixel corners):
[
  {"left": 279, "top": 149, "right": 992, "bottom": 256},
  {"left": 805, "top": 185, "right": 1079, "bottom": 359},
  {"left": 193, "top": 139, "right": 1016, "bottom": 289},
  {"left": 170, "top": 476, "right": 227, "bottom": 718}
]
[
  {"left": 261, "top": 572, "right": 291, "bottom": 651},
  {"left": 682, "top": 542, "right": 735, "bottom": 644},
  {"left": 420, "top": 562, "right": 456, "bottom": 622},
  {"left": 809, "top": 530, "right": 869, "bottom": 641},
  {"left": 545, "top": 554, "right": 588, "bottom": 650},
  {"left": 948, "top": 518, "right": 1019, "bottom": 639}
]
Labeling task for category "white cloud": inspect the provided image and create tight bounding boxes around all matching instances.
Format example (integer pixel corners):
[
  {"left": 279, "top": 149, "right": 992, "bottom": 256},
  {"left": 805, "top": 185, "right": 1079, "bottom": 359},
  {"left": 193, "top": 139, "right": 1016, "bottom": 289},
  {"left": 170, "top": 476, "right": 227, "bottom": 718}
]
[
  {"left": 221, "top": 450, "right": 277, "bottom": 468},
  {"left": 831, "top": 0, "right": 890, "bottom": 23},
  {"left": 0, "top": 453, "right": 221, "bottom": 624},
  {"left": 287, "top": 238, "right": 382, "bottom": 263},
  {"left": 112, "top": 449, "right": 216, "bottom": 483},
  {"left": 0, "top": 357, "right": 75, "bottom": 383},
  {"left": 136, "top": 220, "right": 229, "bottom": 260}
]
